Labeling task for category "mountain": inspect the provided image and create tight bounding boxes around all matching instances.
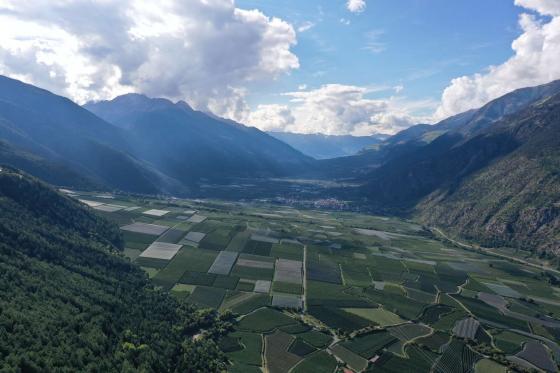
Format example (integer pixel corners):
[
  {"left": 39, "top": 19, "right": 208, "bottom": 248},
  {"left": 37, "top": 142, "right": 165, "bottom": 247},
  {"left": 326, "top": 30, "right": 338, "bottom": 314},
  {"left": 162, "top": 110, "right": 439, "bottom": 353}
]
[
  {"left": 0, "top": 76, "right": 314, "bottom": 196},
  {"left": 416, "top": 92, "right": 560, "bottom": 255},
  {"left": 85, "top": 94, "right": 315, "bottom": 187},
  {"left": 0, "top": 167, "right": 229, "bottom": 371},
  {"left": 0, "top": 76, "right": 174, "bottom": 194},
  {"left": 267, "top": 131, "right": 387, "bottom": 159},
  {"left": 348, "top": 80, "right": 560, "bottom": 254},
  {"left": 315, "top": 111, "right": 478, "bottom": 179}
]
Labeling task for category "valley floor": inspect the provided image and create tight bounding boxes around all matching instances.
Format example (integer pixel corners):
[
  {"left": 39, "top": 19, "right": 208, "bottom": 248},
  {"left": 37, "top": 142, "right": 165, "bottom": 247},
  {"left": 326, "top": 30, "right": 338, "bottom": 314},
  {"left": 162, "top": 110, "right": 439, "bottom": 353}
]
[{"left": 68, "top": 189, "right": 560, "bottom": 373}]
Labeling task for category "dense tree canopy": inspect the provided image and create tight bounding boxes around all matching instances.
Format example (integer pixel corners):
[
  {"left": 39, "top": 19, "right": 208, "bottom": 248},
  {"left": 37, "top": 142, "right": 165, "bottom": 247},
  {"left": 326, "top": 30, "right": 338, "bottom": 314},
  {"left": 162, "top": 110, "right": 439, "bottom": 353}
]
[{"left": 0, "top": 167, "right": 231, "bottom": 372}]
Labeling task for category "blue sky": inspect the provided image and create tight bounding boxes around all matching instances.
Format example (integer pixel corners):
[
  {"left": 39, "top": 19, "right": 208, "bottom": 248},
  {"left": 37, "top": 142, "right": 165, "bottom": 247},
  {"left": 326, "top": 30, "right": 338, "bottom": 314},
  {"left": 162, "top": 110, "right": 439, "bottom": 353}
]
[
  {"left": 237, "top": 0, "right": 523, "bottom": 113},
  {"left": 1, "top": 0, "right": 558, "bottom": 135}
]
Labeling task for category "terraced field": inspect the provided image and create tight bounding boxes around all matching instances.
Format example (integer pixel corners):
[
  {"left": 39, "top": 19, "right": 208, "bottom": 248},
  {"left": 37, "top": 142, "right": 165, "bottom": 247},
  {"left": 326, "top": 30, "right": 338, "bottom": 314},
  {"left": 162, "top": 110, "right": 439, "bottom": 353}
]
[{"left": 68, "top": 191, "right": 560, "bottom": 372}]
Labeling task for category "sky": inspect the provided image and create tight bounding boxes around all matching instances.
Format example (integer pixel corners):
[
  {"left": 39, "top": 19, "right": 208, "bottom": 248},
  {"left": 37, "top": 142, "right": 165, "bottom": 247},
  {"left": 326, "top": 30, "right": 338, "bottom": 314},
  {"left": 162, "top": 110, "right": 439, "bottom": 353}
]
[{"left": 0, "top": 0, "right": 559, "bottom": 135}]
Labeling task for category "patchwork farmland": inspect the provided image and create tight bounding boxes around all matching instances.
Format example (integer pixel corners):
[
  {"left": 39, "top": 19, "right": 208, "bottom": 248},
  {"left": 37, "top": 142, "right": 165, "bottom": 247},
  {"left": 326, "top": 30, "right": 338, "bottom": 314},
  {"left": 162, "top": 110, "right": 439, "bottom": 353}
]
[{"left": 69, "top": 191, "right": 560, "bottom": 373}]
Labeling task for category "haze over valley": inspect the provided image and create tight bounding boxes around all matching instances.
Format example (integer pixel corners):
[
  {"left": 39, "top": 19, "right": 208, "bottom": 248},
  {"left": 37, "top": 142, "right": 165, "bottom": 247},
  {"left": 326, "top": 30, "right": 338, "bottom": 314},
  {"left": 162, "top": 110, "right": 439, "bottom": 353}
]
[{"left": 1, "top": 1, "right": 559, "bottom": 372}]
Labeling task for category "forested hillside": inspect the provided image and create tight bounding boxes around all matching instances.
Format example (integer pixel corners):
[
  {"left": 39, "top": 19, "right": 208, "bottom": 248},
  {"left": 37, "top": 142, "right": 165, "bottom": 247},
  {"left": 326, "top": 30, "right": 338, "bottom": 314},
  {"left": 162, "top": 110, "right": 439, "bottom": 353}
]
[{"left": 0, "top": 167, "right": 231, "bottom": 371}]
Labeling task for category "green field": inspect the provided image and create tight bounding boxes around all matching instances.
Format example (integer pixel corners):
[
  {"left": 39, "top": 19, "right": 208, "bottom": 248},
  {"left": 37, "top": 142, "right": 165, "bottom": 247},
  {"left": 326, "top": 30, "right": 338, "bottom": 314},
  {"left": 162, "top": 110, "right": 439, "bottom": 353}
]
[
  {"left": 83, "top": 193, "right": 560, "bottom": 373},
  {"left": 224, "top": 332, "right": 263, "bottom": 366},
  {"left": 341, "top": 331, "right": 398, "bottom": 359},
  {"left": 238, "top": 308, "right": 298, "bottom": 333},
  {"left": 291, "top": 350, "right": 337, "bottom": 373},
  {"left": 344, "top": 308, "right": 404, "bottom": 326}
]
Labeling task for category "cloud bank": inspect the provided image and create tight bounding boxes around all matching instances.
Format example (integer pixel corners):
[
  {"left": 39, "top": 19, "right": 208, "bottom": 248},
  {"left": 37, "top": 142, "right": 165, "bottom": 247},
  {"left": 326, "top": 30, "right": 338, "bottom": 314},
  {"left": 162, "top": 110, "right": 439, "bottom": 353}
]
[
  {"left": 0, "top": 0, "right": 299, "bottom": 119},
  {"left": 436, "top": 0, "right": 560, "bottom": 119},
  {"left": 246, "top": 84, "right": 434, "bottom": 135}
]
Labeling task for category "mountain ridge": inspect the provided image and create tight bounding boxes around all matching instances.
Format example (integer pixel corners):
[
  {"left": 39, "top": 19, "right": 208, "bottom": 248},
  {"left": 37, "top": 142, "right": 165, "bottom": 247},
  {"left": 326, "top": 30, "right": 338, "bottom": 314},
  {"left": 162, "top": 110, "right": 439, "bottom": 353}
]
[{"left": 267, "top": 131, "right": 388, "bottom": 159}]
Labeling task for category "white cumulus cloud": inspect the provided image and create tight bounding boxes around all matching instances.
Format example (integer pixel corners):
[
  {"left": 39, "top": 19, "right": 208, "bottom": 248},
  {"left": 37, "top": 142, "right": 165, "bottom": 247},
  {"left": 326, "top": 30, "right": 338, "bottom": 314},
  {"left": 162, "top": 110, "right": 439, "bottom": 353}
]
[
  {"left": 347, "top": 0, "right": 367, "bottom": 13},
  {"left": 0, "top": 0, "right": 299, "bottom": 119},
  {"left": 246, "top": 84, "right": 435, "bottom": 135},
  {"left": 435, "top": 0, "right": 560, "bottom": 119}
]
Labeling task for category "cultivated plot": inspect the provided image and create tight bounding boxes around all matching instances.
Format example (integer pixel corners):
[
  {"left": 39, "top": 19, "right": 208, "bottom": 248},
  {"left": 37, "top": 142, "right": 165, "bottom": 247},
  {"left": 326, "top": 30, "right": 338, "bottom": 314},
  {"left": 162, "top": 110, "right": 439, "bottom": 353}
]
[
  {"left": 101, "top": 195, "right": 560, "bottom": 373},
  {"left": 93, "top": 204, "right": 127, "bottom": 212},
  {"left": 79, "top": 199, "right": 104, "bottom": 207},
  {"left": 237, "top": 258, "right": 274, "bottom": 269},
  {"left": 121, "top": 222, "right": 169, "bottom": 236},
  {"left": 183, "top": 231, "right": 206, "bottom": 244},
  {"left": 515, "top": 341, "right": 557, "bottom": 372},
  {"left": 274, "top": 259, "right": 303, "bottom": 284},
  {"left": 208, "top": 251, "right": 239, "bottom": 275},
  {"left": 140, "top": 242, "right": 182, "bottom": 260},
  {"left": 272, "top": 294, "right": 303, "bottom": 310},
  {"left": 453, "top": 317, "right": 480, "bottom": 340},
  {"left": 251, "top": 234, "right": 279, "bottom": 244},
  {"left": 188, "top": 214, "right": 207, "bottom": 223},
  {"left": 254, "top": 280, "right": 272, "bottom": 294},
  {"left": 143, "top": 209, "right": 170, "bottom": 217}
]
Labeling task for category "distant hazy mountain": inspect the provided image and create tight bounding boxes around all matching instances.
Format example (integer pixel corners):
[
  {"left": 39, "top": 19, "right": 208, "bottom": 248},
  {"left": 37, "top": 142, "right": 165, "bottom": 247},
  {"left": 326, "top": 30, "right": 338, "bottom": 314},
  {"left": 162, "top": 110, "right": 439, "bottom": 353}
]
[
  {"left": 85, "top": 94, "right": 314, "bottom": 187},
  {"left": 268, "top": 131, "right": 387, "bottom": 159}
]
